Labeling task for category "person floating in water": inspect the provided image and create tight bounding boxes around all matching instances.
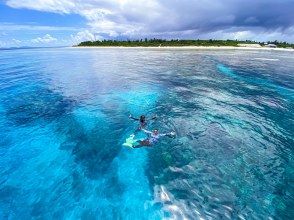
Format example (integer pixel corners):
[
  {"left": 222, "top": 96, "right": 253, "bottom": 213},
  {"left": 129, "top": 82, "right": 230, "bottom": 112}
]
[
  {"left": 132, "top": 129, "right": 175, "bottom": 148},
  {"left": 129, "top": 114, "right": 157, "bottom": 130}
]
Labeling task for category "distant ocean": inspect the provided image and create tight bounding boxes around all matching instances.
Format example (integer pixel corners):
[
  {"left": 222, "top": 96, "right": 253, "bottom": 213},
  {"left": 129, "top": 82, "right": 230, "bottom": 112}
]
[{"left": 0, "top": 48, "right": 293, "bottom": 219}]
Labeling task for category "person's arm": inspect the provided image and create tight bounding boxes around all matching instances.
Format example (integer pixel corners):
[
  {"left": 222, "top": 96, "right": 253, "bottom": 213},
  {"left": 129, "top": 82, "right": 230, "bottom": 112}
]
[
  {"left": 159, "top": 133, "right": 168, "bottom": 137},
  {"left": 160, "top": 131, "right": 176, "bottom": 137},
  {"left": 146, "top": 115, "right": 157, "bottom": 120},
  {"left": 142, "top": 129, "right": 152, "bottom": 134},
  {"left": 129, "top": 114, "right": 139, "bottom": 121},
  {"left": 150, "top": 115, "right": 157, "bottom": 120}
]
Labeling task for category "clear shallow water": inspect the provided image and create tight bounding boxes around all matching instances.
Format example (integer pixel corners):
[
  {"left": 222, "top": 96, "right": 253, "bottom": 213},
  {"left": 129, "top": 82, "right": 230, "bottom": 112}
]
[{"left": 0, "top": 48, "right": 293, "bottom": 219}]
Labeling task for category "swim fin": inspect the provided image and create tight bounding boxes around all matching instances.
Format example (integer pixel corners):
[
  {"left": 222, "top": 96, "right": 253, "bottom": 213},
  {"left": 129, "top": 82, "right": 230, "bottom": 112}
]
[{"left": 123, "top": 134, "right": 138, "bottom": 148}]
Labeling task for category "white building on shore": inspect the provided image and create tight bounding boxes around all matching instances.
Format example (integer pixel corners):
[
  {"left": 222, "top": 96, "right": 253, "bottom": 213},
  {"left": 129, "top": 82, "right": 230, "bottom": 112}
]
[
  {"left": 264, "top": 43, "right": 277, "bottom": 48},
  {"left": 237, "top": 43, "right": 262, "bottom": 48}
]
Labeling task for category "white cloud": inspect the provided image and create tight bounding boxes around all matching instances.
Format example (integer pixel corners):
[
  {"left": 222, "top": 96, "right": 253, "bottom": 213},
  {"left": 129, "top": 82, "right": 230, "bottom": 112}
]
[
  {"left": 204, "top": 27, "right": 294, "bottom": 43},
  {"left": 70, "top": 30, "right": 100, "bottom": 45},
  {"left": 6, "top": 0, "right": 76, "bottom": 14},
  {"left": 5, "top": 0, "right": 166, "bottom": 37},
  {"left": 5, "top": 0, "right": 294, "bottom": 42},
  {"left": 0, "top": 31, "right": 8, "bottom": 36},
  {"left": 12, "top": 38, "right": 22, "bottom": 44},
  {"left": 31, "top": 34, "right": 57, "bottom": 43},
  {"left": 0, "top": 39, "right": 22, "bottom": 48},
  {"left": 0, "top": 40, "right": 7, "bottom": 48}
]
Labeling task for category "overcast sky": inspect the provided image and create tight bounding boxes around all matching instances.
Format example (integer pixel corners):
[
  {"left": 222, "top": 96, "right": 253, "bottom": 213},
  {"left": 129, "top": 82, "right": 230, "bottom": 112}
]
[{"left": 0, "top": 0, "right": 294, "bottom": 47}]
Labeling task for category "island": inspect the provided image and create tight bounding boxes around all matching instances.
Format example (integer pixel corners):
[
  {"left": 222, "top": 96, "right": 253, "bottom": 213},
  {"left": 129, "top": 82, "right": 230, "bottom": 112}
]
[{"left": 76, "top": 39, "right": 294, "bottom": 49}]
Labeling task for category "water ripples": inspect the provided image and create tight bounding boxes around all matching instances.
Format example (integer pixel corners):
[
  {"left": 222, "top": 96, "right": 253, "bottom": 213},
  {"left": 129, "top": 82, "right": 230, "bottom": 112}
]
[{"left": 0, "top": 48, "right": 293, "bottom": 219}]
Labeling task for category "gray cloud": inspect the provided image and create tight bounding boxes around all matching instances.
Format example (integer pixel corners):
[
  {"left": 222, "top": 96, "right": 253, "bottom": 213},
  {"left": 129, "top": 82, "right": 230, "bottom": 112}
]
[
  {"left": 148, "top": 0, "right": 294, "bottom": 33},
  {"left": 5, "top": 0, "right": 294, "bottom": 42}
]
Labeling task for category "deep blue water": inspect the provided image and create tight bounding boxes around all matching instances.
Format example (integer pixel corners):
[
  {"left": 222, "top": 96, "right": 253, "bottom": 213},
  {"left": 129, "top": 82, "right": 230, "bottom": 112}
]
[{"left": 0, "top": 48, "right": 293, "bottom": 219}]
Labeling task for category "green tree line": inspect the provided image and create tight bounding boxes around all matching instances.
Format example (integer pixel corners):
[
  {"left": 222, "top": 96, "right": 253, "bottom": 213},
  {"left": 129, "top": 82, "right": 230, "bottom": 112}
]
[{"left": 76, "top": 39, "right": 294, "bottom": 48}]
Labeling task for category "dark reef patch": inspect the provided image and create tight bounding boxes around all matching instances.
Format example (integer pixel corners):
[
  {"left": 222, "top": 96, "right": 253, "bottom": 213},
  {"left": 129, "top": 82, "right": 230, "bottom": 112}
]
[
  {"left": 4, "top": 87, "right": 77, "bottom": 127},
  {"left": 56, "top": 114, "right": 122, "bottom": 179}
]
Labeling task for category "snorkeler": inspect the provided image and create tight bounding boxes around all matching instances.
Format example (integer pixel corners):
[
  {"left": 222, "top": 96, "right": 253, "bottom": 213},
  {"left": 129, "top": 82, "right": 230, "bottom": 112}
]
[
  {"left": 132, "top": 129, "right": 175, "bottom": 148},
  {"left": 129, "top": 114, "right": 157, "bottom": 130}
]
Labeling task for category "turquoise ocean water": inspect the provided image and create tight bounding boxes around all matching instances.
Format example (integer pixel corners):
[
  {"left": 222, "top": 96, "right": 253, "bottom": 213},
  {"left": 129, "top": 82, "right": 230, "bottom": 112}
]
[{"left": 0, "top": 48, "right": 293, "bottom": 219}]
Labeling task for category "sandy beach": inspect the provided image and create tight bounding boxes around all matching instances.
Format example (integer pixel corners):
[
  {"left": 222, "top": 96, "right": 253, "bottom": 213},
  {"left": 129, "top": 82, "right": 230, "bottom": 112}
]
[{"left": 73, "top": 46, "right": 294, "bottom": 51}]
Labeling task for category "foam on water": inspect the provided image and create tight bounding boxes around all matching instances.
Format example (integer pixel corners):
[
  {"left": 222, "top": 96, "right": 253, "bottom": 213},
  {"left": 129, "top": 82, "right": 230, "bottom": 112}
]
[{"left": 253, "top": 58, "right": 279, "bottom": 61}]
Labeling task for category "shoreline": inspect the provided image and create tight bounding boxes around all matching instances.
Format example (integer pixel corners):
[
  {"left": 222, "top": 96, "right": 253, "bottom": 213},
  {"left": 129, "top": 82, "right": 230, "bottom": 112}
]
[{"left": 72, "top": 46, "right": 294, "bottom": 51}]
